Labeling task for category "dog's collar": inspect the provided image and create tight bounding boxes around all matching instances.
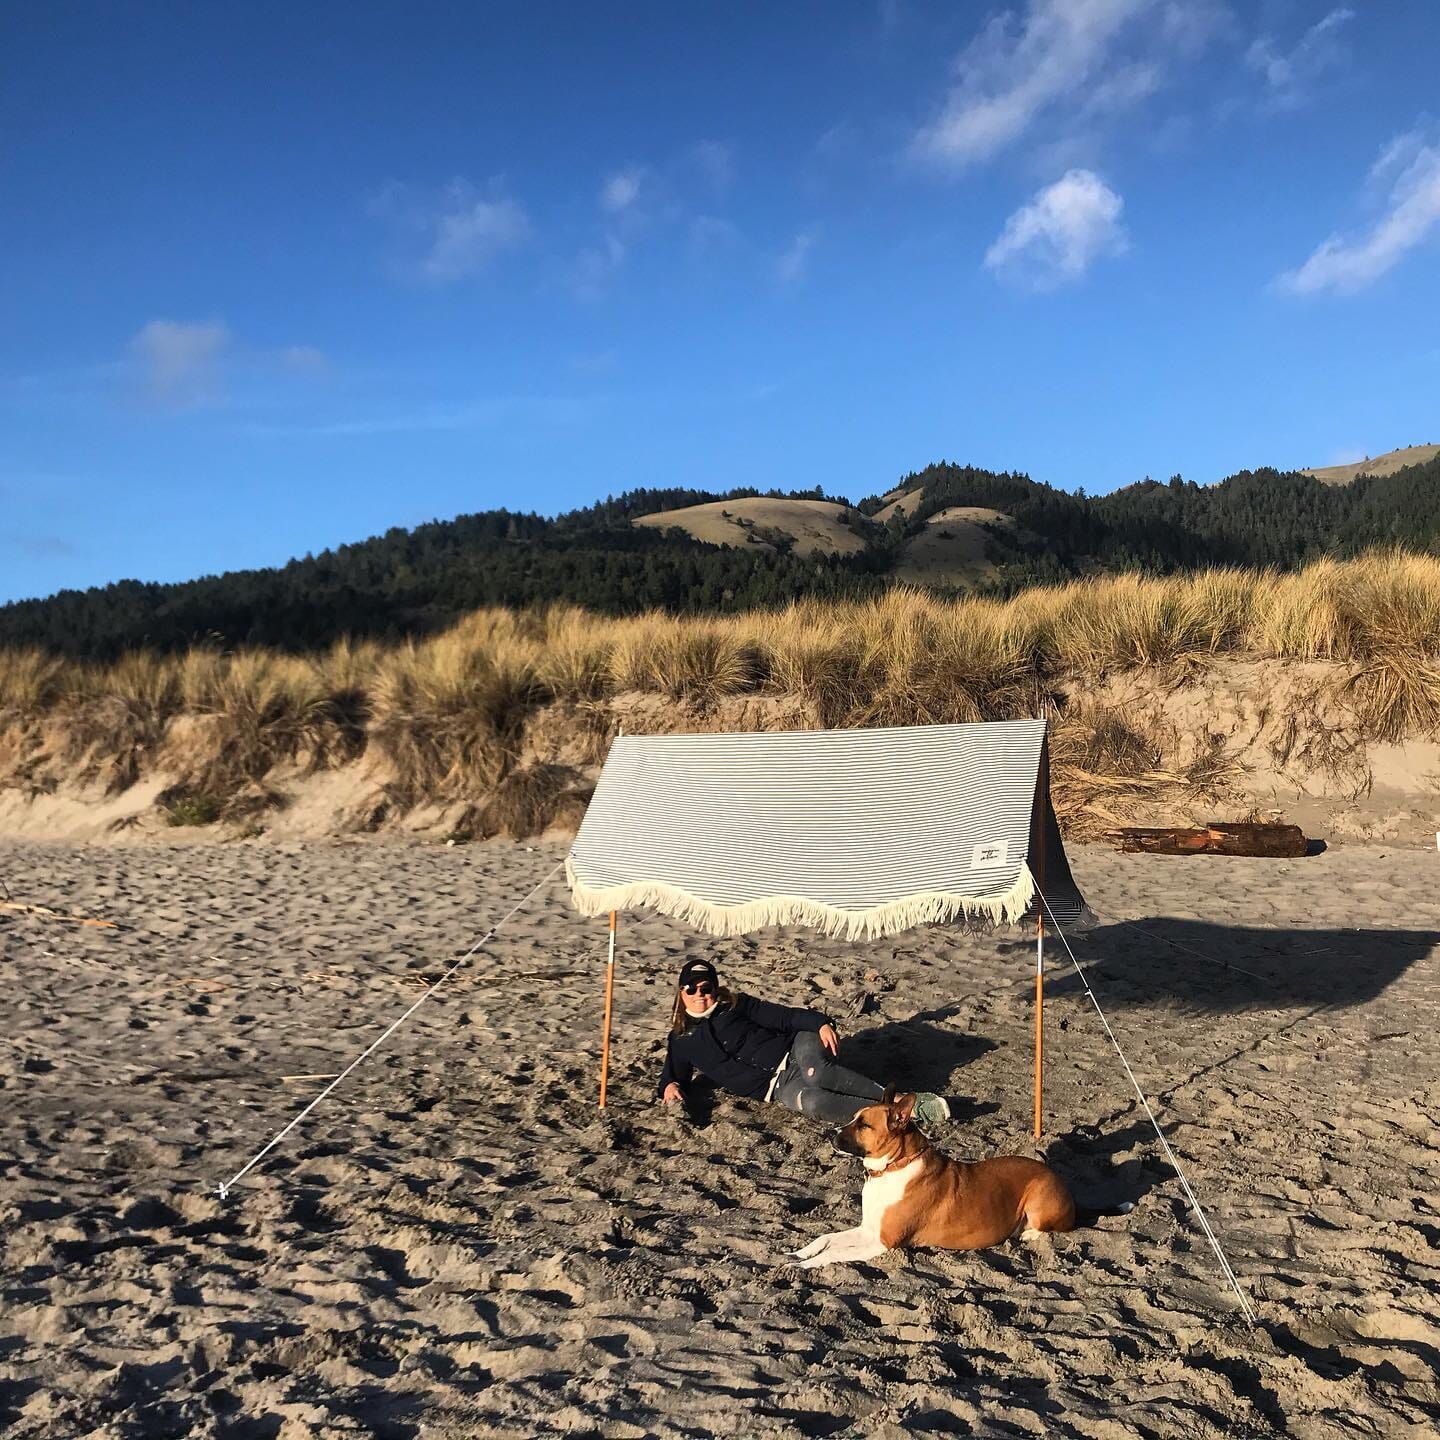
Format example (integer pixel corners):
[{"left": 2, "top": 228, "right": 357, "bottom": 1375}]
[{"left": 863, "top": 1151, "right": 918, "bottom": 1178}]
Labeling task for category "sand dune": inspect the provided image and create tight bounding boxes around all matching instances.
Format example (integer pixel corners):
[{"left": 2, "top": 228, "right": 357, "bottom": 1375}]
[{"left": 1, "top": 838, "right": 1437, "bottom": 1437}]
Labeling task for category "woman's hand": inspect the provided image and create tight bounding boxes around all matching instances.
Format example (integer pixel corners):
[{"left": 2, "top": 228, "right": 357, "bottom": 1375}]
[
  {"left": 818, "top": 1024, "right": 840, "bottom": 1056},
  {"left": 662, "top": 1082, "right": 684, "bottom": 1104}
]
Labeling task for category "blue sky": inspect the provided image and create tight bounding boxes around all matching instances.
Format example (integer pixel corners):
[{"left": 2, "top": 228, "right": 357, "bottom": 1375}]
[{"left": 4, "top": 1, "right": 1439, "bottom": 604}]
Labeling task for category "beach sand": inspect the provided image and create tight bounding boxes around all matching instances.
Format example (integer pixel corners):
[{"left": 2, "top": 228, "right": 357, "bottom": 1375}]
[{"left": 1, "top": 837, "right": 1437, "bottom": 1438}]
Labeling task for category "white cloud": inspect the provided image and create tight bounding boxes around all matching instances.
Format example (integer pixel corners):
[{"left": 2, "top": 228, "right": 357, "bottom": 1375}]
[
  {"left": 688, "top": 140, "right": 734, "bottom": 192},
  {"left": 123, "top": 323, "right": 328, "bottom": 410},
  {"left": 370, "top": 179, "right": 530, "bottom": 282},
  {"left": 1367, "top": 127, "right": 1429, "bottom": 195},
  {"left": 911, "top": 0, "right": 1226, "bottom": 169},
  {"left": 913, "top": 0, "right": 1153, "bottom": 167},
  {"left": 1324, "top": 446, "right": 1368, "bottom": 467},
  {"left": 1077, "top": 57, "right": 1162, "bottom": 119},
  {"left": 581, "top": 163, "right": 656, "bottom": 293},
  {"left": 776, "top": 230, "right": 817, "bottom": 283},
  {"left": 1245, "top": 7, "right": 1353, "bottom": 110},
  {"left": 8, "top": 533, "right": 76, "bottom": 558},
  {"left": 600, "top": 166, "right": 645, "bottom": 213},
  {"left": 984, "top": 168, "right": 1127, "bottom": 288},
  {"left": 422, "top": 186, "right": 530, "bottom": 280},
  {"left": 571, "top": 234, "right": 628, "bottom": 299},
  {"left": 1279, "top": 127, "right": 1440, "bottom": 296},
  {"left": 690, "top": 214, "right": 742, "bottom": 253},
  {"left": 240, "top": 394, "right": 592, "bottom": 438},
  {"left": 128, "top": 319, "right": 229, "bottom": 408},
  {"left": 570, "top": 349, "right": 618, "bottom": 375},
  {"left": 566, "top": 144, "right": 739, "bottom": 296},
  {"left": 280, "top": 345, "right": 327, "bottom": 373}
]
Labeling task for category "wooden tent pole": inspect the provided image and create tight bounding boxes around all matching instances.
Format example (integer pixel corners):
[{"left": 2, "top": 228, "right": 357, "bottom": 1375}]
[
  {"left": 598, "top": 724, "right": 625, "bottom": 1111},
  {"left": 1030, "top": 726, "right": 1051, "bottom": 1145},
  {"left": 598, "top": 910, "right": 617, "bottom": 1108},
  {"left": 1033, "top": 911, "right": 1045, "bottom": 1141}
]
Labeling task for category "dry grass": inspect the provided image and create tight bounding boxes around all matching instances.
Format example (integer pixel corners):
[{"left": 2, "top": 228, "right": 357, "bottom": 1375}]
[
  {"left": 455, "top": 762, "right": 592, "bottom": 840},
  {"left": 753, "top": 600, "right": 866, "bottom": 726},
  {"left": 369, "top": 623, "right": 542, "bottom": 807},
  {"left": 1043, "top": 572, "right": 1248, "bottom": 673},
  {"left": 176, "top": 651, "right": 344, "bottom": 816},
  {"left": 610, "top": 614, "right": 762, "bottom": 705},
  {"left": 1049, "top": 703, "right": 1245, "bottom": 837},
  {"left": 5, "top": 552, "right": 1440, "bottom": 826},
  {"left": 1246, "top": 561, "right": 1360, "bottom": 660},
  {"left": 1265, "top": 683, "right": 1372, "bottom": 798},
  {"left": 534, "top": 606, "right": 617, "bottom": 700},
  {"left": 0, "top": 649, "right": 68, "bottom": 711},
  {"left": 1339, "top": 553, "right": 1440, "bottom": 740}
]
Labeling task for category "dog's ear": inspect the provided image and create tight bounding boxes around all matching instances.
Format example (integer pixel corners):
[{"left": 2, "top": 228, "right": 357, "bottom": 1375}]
[
  {"left": 880, "top": 1083, "right": 897, "bottom": 1107},
  {"left": 887, "top": 1092, "right": 916, "bottom": 1133}
]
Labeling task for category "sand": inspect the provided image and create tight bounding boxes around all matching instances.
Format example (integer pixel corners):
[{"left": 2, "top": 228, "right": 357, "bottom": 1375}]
[{"left": 2, "top": 837, "right": 1438, "bottom": 1438}]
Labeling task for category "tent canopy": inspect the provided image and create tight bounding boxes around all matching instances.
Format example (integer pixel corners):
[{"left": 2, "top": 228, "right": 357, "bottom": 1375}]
[{"left": 567, "top": 719, "right": 1088, "bottom": 941}]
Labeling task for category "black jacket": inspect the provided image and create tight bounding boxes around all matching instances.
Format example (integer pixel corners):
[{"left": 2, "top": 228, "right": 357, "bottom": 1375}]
[{"left": 657, "top": 994, "right": 833, "bottom": 1100}]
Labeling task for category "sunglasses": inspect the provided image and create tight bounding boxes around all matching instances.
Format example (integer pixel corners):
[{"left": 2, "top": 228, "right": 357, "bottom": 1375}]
[{"left": 681, "top": 980, "right": 715, "bottom": 997}]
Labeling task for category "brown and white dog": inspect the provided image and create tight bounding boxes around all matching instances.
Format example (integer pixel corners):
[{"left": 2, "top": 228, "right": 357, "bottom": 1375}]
[{"left": 789, "top": 1089, "right": 1130, "bottom": 1270}]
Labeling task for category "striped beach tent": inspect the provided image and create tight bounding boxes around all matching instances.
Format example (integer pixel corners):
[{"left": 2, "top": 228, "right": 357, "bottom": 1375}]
[{"left": 569, "top": 719, "right": 1090, "bottom": 1130}]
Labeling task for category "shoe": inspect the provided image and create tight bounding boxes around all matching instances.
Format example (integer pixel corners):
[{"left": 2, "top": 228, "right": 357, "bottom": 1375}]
[{"left": 913, "top": 1092, "right": 951, "bottom": 1128}]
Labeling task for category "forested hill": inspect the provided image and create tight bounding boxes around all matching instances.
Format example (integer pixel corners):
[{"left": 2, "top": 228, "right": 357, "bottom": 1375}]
[
  {"left": 6, "top": 453, "right": 1440, "bottom": 658},
  {"left": 913, "top": 453, "right": 1440, "bottom": 590}
]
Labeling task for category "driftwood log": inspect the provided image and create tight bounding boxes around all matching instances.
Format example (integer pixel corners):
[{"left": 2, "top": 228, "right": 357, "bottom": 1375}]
[{"left": 1109, "top": 822, "right": 1308, "bottom": 858}]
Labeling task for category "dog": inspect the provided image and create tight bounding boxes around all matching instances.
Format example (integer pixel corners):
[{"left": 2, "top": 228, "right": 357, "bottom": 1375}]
[{"left": 789, "top": 1088, "right": 1131, "bottom": 1270}]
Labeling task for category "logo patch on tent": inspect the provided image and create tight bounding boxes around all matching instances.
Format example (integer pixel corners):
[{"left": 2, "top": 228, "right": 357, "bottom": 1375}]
[{"left": 970, "top": 840, "right": 1009, "bottom": 870}]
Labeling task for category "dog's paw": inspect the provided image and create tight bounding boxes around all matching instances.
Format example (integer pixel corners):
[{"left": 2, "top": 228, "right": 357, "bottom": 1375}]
[
  {"left": 792, "top": 1254, "right": 830, "bottom": 1271},
  {"left": 790, "top": 1237, "right": 829, "bottom": 1261}
]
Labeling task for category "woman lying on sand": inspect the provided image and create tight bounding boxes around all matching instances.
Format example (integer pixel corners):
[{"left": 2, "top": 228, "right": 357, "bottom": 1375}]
[{"left": 658, "top": 959, "right": 950, "bottom": 1126}]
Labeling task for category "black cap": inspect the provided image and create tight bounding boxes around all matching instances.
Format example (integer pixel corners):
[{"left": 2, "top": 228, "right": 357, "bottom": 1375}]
[{"left": 677, "top": 959, "right": 719, "bottom": 988}]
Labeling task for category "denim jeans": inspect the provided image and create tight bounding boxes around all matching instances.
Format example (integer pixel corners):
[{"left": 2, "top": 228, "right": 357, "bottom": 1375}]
[{"left": 772, "top": 1030, "right": 885, "bottom": 1125}]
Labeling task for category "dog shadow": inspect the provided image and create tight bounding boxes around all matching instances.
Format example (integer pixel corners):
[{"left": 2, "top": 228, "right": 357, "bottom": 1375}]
[{"left": 1042, "top": 1117, "right": 1172, "bottom": 1211}]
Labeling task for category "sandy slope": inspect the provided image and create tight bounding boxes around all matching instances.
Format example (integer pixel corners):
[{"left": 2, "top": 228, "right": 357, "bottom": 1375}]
[
  {"left": 892, "top": 507, "right": 1011, "bottom": 588},
  {"left": 632, "top": 499, "right": 869, "bottom": 556},
  {"left": 7, "top": 657, "right": 1440, "bottom": 851},
  {"left": 631, "top": 495, "right": 1007, "bottom": 588},
  {"left": 2, "top": 839, "right": 1438, "bottom": 1438},
  {"left": 1301, "top": 444, "right": 1440, "bottom": 485},
  {"left": 871, "top": 490, "right": 923, "bottom": 526}
]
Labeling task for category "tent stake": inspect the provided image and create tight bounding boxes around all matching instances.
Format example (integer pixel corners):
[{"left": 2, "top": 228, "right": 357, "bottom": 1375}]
[
  {"left": 598, "top": 910, "right": 617, "bottom": 1108},
  {"left": 1033, "top": 912, "right": 1044, "bottom": 1141}
]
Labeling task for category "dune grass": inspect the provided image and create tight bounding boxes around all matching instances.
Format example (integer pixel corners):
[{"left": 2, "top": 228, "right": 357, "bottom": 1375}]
[{"left": 5, "top": 552, "right": 1440, "bottom": 830}]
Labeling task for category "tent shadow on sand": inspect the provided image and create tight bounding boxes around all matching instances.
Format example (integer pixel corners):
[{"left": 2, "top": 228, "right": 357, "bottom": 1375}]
[
  {"left": 978, "top": 915, "right": 1436, "bottom": 1215},
  {"left": 1022, "top": 918, "right": 1437, "bottom": 1012},
  {"left": 675, "top": 1013, "right": 1000, "bottom": 1130},
  {"left": 840, "top": 1005, "right": 1001, "bottom": 1122}
]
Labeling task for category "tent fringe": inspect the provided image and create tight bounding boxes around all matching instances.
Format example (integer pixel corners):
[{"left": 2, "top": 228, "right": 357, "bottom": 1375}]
[{"left": 564, "top": 858, "right": 1036, "bottom": 941}]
